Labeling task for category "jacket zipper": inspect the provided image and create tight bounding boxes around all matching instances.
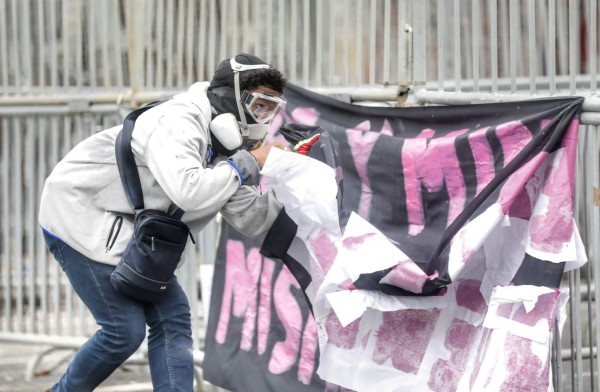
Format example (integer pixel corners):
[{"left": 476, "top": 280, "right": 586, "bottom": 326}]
[{"left": 105, "top": 215, "right": 123, "bottom": 252}]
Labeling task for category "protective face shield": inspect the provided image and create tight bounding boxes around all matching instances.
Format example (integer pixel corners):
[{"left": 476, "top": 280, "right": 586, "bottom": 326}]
[
  {"left": 241, "top": 90, "right": 286, "bottom": 124},
  {"left": 229, "top": 58, "right": 282, "bottom": 149},
  {"left": 207, "top": 55, "right": 284, "bottom": 151}
]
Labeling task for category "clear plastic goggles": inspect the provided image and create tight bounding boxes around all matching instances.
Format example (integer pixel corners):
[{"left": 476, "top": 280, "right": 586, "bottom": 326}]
[{"left": 241, "top": 91, "right": 286, "bottom": 124}]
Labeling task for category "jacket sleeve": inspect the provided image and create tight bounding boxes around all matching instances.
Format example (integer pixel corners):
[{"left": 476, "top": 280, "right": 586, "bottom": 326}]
[
  {"left": 141, "top": 100, "right": 248, "bottom": 212},
  {"left": 219, "top": 186, "right": 284, "bottom": 238}
]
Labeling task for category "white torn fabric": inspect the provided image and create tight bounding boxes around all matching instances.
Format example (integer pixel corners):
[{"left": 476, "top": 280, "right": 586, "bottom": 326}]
[{"left": 260, "top": 148, "right": 572, "bottom": 392}]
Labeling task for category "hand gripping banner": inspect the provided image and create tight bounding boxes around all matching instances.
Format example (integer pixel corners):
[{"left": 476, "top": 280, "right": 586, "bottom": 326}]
[{"left": 203, "top": 84, "right": 586, "bottom": 392}]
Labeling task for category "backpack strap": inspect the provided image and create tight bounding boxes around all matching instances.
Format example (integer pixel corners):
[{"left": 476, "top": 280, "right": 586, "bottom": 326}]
[{"left": 115, "top": 100, "right": 184, "bottom": 218}]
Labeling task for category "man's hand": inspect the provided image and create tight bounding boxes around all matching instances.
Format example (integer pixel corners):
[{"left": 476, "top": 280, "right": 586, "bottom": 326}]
[{"left": 250, "top": 142, "right": 289, "bottom": 168}]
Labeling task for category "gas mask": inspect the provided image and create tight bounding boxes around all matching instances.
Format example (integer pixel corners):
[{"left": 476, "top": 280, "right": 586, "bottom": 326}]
[
  {"left": 209, "top": 113, "right": 273, "bottom": 151},
  {"left": 208, "top": 57, "right": 286, "bottom": 151}
]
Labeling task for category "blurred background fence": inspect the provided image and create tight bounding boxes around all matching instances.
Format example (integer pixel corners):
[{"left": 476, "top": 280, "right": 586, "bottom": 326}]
[{"left": 0, "top": 1, "right": 599, "bottom": 391}]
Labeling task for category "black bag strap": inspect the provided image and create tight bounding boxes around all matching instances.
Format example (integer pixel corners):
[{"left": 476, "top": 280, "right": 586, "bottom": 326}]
[{"left": 115, "top": 100, "right": 184, "bottom": 220}]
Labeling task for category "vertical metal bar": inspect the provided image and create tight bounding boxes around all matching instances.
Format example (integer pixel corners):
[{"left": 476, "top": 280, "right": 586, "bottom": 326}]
[
  {"left": 568, "top": 0, "right": 578, "bottom": 94},
  {"left": 574, "top": 269, "right": 584, "bottom": 392},
  {"left": 590, "top": 0, "right": 597, "bottom": 93},
  {"left": 537, "top": 0, "right": 548, "bottom": 80},
  {"left": 513, "top": 0, "right": 524, "bottom": 77},
  {"left": 356, "top": 0, "right": 363, "bottom": 86},
  {"left": 253, "top": 0, "right": 261, "bottom": 56},
  {"left": 12, "top": 118, "right": 23, "bottom": 331},
  {"left": 49, "top": 0, "right": 58, "bottom": 89},
  {"left": 315, "top": 0, "right": 323, "bottom": 87},
  {"left": 412, "top": 0, "right": 426, "bottom": 87},
  {"left": 36, "top": 117, "right": 48, "bottom": 334},
  {"left": 62, "top": 116, "right": 72, "bottom": 335},
  {"left": 472, "top": 0, "right": 480, "bottom": 91},
  {"left": 436, "top": 0, "right": 445, "bottom": 90},
  {"left": 229, "top": 0, "right": 237, "bottom": 55},
  {"left": 207, "top": 0, "right": 217, "bottom": 78},
  {"left": 275, "top": 1, "right": 288, "bottom": 73},
  {"left": 265, "top": 0, "right": 273, "bottom": 64},
  {"left": 568, "top": 272, "right": 577, "bottom": 391},
  {"left": 303, "top": 0, "right": 310, "bottom": 85},
  {"left": 527, "top": 0, "right": 536, "bottom": 94},
  {"left": 0, "top": 0, "right": 8, "bottom": 93},
  {"left": 328, "top": 1, "right": 334, "bottom": 85},
  {"left": 397, "top": 0, "right": 404, "bottom": 85},
  {"left": 88, "top": 0, "right": 97, "bottom": 88},
  {"left": 573, "top": 119, "right": 586, "bottom": 392},
  {"left": 185, "top": 0, "right": 194, "bottom": 86},
  {"left": 127, "top": 0, "right": 146, "bottom": 94},
  {"left": 164, "top": 0, "right": 175, "bottom": 87},
  {"left": 21, "top": 0, "right": 32, "bottom": 92},
  {"left": 461, "top": 0, "right": 472, "bottom": 81},
  {"left": 589, "top": 124, "right": 600, "bottom": 392},
  {"left": 10, "top": 0, "right": 21, "bottom": 93},
  {"left": 290, "top": 0, "right": 298, "bottom": 82},
  {"left": 175, "top": 0, "right": 185, "bottom": 87},
  {"left": 229, "top": 0, "right": 238, "bottom": 55},
  {"left": 498, "top": 0, "right": 510, "bottom": 82},
  {"left": 369, "top": 0, "right": 376, "bottom": 85},
  {"left": 44, "top": 117, "right": 60, "bottom": 334},
  {"left": 585, "top": 176, "right": 595, "bottom": 392},
  {"left": 489, "top": 0, "right": 498, "bottom": 92},
  {"left": 557, "top": 0, "right": 568, "bottom": 75},
  {"left": 49, "top": 117, "right": 59, "bottom": 334},
  {"left": 555, "top": 317, "right": 564, "bottom": 392},
  {"left": 62, "top": 0, "right": 70, "bottom": 87},
  {"left": 578, "top": 125, "right": 595, "bottom": 392},
  {"left": 112, "top": 0, "right": 124, "bottom": 90},
  {"left": 509, "top": 0, "right": 517, "bottom": 93},
  {"left": 25, "top": 118, "right": 35, "bottom": 333},
  {"left": 568, "top": 270, "right": 583, "bottom": 391},
  {"left": 242, "top": 0, "right": 250, "bottom": 53},
  {"left": 406, "top": 0, "right": 413, "bottom": 85},
  {"left": 101, "top": 0, "right": 110, "bottom": 87},
  {"left": 155, "top": 0, "right": 165, "bottom": 89},
  {"left": 198, "top": 0, "right": 207, "bottom": 80},
  {"left": 142, "top": 0, "right": 153, "bottom": 88},
  {"left": 1, "top": 118, "right": 10, "bottom": 331},
  {"left": 383, "top": 0, "right": 391, "bottom": 84},
  {"left": 549, "top": 0, "right": 556, "bottom": 94},
  {"left": 277, "top": 0, "right": 285, "bottom": 78},
  {"left": 75, "top": 0, "right": 83, "bottom": 88},
  {"left": 453, "top": 0, "right": 461, "bottom": 91},
  {"left": 342, "top": 0, "right": 350, "bottom": 85}
]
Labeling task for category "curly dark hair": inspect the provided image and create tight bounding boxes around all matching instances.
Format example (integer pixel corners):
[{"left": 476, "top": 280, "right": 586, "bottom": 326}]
[{"left": 240, "top": 68, "right": 287, "bottom": 93}]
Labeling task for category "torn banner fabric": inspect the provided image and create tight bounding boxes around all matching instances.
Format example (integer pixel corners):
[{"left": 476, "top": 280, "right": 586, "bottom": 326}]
[{"left": 203, "top": 84, "right": 586, "bottom": 392}]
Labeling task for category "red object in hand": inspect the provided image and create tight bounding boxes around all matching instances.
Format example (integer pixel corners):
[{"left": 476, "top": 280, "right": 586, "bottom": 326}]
[{"left": 295, "top": 134, "right": 321, "bottom": 155}]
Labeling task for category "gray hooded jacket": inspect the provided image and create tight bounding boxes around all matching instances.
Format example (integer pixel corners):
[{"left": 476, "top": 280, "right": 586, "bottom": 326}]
[{"left": 38, "top": 82, "right": 282, "bottom": 265}]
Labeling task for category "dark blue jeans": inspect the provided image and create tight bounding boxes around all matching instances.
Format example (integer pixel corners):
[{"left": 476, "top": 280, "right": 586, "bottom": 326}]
[{"left": 43, "top": 231, "right": 194, "bottom": 392}]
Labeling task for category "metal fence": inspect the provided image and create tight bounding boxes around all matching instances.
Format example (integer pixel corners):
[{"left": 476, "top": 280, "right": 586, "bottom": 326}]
[{"left": 1, "top": 1, "right": 599, "bottom": 391}]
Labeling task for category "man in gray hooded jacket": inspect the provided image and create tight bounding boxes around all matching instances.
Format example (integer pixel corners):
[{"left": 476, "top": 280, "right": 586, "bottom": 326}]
[{"left": 39, "top": 53, "right": 289, "bottom": 391}]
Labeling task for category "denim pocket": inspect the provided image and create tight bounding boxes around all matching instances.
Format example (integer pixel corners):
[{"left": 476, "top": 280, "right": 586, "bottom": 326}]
[{"left": 42, "top": 230, "right": 67, "bottom": 268}]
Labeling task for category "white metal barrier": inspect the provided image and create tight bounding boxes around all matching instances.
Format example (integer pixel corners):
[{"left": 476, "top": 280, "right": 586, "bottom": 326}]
[{"left": 1, "top": 1, "right": 599, "bottom": 391}]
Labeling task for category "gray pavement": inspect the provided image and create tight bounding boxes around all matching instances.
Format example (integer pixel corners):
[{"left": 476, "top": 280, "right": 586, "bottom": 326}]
[
  {"left": 0, "top": 341, "right": 155, "bottom": 392},
  {"left": 1, "top": 340, "right": 590, "bottom": 392},
  {"left": 0, "top": 341, "right": 227, "bottom": 392}
]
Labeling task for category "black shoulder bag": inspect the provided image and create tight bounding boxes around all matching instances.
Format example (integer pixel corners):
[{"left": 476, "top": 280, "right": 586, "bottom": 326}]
[{"left": 110, "top": 101, "right": 195, "bottom": 303}]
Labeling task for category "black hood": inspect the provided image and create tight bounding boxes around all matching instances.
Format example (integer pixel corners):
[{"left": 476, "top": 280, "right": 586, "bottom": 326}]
[{"left": 207, "top": 53, "right": 268, "bottom": 122}]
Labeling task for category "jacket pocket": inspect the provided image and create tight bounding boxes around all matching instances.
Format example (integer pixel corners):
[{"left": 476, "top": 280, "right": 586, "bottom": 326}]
[{"left": 105, "top": 215, "right": 123, "bottom": 252}]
